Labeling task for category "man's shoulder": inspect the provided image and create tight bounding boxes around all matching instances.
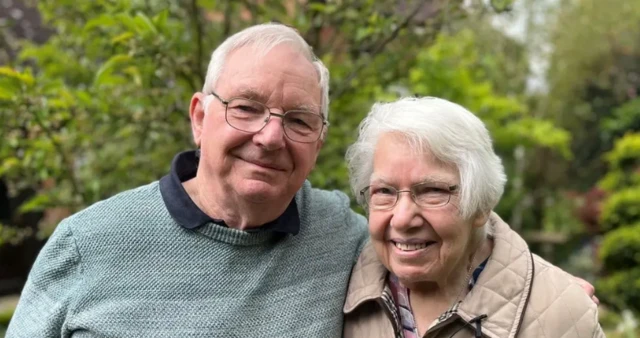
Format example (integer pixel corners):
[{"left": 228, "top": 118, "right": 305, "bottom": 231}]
[
  {"left": 298, "top": 180, "right": 351, "bottom": 206},
  {"left": 61, "top": 181, "right": 164, "bottom": 232},
  {"left": 296, "top": 180, "right": 367, "bottom": 231}
]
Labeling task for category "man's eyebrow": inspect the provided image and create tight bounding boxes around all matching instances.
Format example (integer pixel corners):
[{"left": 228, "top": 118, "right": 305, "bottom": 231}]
[
  {"left": 290, "top": 102, "right": 321, "bottom": 113},
  {"left": 230, "top": 88, "right": 320, "bottom": 114},
  {"left": 233, "top": 88, "right": 268, "bottom": 102}
]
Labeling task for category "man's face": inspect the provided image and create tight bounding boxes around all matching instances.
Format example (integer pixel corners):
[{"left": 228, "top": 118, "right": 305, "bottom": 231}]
[{"left": 192, "top": 44, "right": 323, "bottom": 206}]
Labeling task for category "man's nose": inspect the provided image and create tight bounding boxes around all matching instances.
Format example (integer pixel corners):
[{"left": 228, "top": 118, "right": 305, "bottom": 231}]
[{"left": 253, "top": 114, "right": 286, "bottom": 150}]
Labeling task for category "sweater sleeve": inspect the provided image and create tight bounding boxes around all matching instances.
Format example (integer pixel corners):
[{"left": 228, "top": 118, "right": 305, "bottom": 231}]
[
  {"left": 346, "top": 207, "right": 369, "bottom": 258},
  {"left": 6, "top": 220, "right": 82, "bottom": 338}
]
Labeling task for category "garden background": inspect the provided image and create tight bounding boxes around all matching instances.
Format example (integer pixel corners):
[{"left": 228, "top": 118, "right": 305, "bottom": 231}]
[{"left": 1, "top": 0, "right": 640, "bottom": 336}]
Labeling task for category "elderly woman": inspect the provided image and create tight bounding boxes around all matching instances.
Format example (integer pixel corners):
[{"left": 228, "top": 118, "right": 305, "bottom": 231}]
[{"left": 343, "top": 97, "right": 604, "bottom": 338}]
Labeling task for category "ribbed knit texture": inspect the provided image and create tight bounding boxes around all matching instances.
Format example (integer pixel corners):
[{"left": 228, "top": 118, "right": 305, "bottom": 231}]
[{"left": 8, "top": 180, "right": 368, "bottom": 338}]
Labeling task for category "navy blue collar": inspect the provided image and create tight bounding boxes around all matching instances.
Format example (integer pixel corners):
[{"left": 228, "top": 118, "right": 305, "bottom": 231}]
[{"left": 159, "top": 150, "right": 300, "bottom": 235}]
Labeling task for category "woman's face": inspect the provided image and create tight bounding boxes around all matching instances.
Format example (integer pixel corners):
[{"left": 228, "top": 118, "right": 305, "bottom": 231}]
[{"left": 367, "top": 133, "right": 482, "bottom": 287}]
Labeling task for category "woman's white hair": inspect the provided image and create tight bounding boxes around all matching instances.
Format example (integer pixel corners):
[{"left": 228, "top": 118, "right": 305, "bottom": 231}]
[
  {"left": 202, "top": 23, "right": 330, "bottom": 123},
  {"left": 345, "top": 97, "right": 507, "bottom": 222}
]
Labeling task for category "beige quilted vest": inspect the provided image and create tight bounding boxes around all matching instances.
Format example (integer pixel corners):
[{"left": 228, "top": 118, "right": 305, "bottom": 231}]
[{"left": 343, "top": 213, "right": 605, "bottom": 338}]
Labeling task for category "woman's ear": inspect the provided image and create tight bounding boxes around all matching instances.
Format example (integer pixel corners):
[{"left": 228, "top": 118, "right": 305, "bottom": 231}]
[
  {"left": 472, "top": 210, "right": 490, "bottom": 228},
  {"left": 189, "top": 93, "right": 206, "bottom": 147}
]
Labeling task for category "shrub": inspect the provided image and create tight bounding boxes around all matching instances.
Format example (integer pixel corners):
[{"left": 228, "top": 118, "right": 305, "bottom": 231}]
[
  {"left": 600, "top": 223, "right": 640, "bottom": 271},
  {"left": 599, "top": 187, "right": 640, "bottom": 231},
  {"left": 597, "top": 268, "right": 640, "bottom": 313}
]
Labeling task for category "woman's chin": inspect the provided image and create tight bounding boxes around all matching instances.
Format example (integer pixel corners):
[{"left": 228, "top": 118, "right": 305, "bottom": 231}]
[{"left": 390, "top": 265, "right": 437, "bottom": 286}]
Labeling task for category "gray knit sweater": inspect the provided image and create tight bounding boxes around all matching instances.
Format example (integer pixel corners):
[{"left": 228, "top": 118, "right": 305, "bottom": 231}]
[{"left": 7, "top": 180, "right": 368, "bottom": 337}]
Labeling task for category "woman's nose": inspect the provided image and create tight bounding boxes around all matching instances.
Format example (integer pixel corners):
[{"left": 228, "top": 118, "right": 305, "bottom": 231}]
[{"left": 390, "top": 194, "right": 424, "bottom": 230}]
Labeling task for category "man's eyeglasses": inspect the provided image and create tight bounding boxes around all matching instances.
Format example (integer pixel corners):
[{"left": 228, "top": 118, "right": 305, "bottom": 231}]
[
  {"left": 360, "top": 181, "right": 459, "bottom": 210},
  {"left": 207, "top": 92, "right": 328, "bottom": 143}
]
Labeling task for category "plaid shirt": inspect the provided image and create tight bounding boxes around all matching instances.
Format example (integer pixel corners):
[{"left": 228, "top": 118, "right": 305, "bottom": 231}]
[{"left": 388, "top": 257, "right": 490, "bottom": 338}]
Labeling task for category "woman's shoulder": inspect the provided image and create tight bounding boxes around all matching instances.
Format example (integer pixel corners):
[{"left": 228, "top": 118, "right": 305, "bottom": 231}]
[
  {"left": 520, "top": 254, "right": 603, "bottom": 337},
  {"left": 529, "top": 254, "right": 593, "bottom": 302}
]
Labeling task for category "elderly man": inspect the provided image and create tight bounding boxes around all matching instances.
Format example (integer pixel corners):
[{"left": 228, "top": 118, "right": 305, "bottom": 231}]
[
  {"left": 8, "top": 24, "right": 367, "bottom": 337},
  {"left": 8, "top": 23, "right": 595, "bottom": 337}
]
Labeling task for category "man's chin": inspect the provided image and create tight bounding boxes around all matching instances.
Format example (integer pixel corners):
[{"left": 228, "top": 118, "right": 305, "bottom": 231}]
[{"left": 236, "top": 180, "right": 287, "bottom": 203}]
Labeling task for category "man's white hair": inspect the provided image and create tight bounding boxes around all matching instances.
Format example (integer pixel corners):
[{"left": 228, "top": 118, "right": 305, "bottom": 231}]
[
  {"left": 345, "top": 97, "right": 507, "bottom": 221},
  {"left": 202, "top": 23, "right": 330, "bottom": 122}
]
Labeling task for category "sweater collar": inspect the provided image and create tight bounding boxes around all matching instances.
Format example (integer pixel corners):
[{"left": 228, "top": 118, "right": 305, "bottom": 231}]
[{"left": 159, "top": 150, "right": 300, "bottom": 235}]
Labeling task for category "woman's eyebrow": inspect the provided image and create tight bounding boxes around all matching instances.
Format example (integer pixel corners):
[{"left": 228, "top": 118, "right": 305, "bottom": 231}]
[{"left": 417, "top": 175, "right": 457, "bottom": 184}]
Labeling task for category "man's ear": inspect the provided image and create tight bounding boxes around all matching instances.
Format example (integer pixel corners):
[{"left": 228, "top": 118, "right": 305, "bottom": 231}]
[
  {"left": 315, "top": 138, "right": 324, "bottom": 152},
  {"left": 189, "top": 93, "right": 206, "bottom": 147}
]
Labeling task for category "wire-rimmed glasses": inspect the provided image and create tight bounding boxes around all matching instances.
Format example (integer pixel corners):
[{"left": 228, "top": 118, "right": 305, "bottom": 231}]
[
  {"left": 360, "top": 181, "right": 459, "bottom": 210},
  {"left": 208, "top": 92, "right": 328, "bottom": 143}
]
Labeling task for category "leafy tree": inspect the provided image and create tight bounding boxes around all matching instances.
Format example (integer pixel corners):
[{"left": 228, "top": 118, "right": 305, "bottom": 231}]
[
  {"left": 0, "top": 0, "right": 490, "bottom": 241},
  {"left": 0, "top": 0, "right": 568, "bottom": 255},
  {"left": 544, "top": 0, "right": 640, "bottom": 189}
]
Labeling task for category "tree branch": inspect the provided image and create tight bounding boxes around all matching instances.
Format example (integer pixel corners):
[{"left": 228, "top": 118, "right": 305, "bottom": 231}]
[
  {"left": 30, "top": 103, "right": 84, "bottom": 206},
  {"left": 303, "top": 0, "right": 327, "bottom": 50},
  {"left": 330, "top": 0, "right": 431, "bottom": 100}
]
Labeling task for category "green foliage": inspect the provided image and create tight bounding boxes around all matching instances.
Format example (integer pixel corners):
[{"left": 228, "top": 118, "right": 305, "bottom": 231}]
[
  {"left": 600, "top": 223, "right": 640, "bottom": 271},
  {"left": 2, "top": 0, "right": 493, "bottom": 236},
  {"left": 541, "top": 195, "right": 584, "bottom": 235},
  {"left": 603, "top": 99, "right": 640, "bottom": 139},
  {"left": 599, "top": 170, "right": 640, "bottom": 192},
  {"left": 548, "top": 0, "right": 640, "bottom": 110},
  {"left": 0, "top": 223, "right": 33, "bottom": 247},
  {"left": 0, "top": 306, "right": 13, "bottom": 327},
  {"left": 0, "top": 0, "right": 574, "bottom": 252},
  {"left": 599, "top": 187, "right": 640, "bottom": 231},
  {"left": 406, "top": 29, "right": 570, "bottom": 158},
  {"left": 598, "top": 134, "right": 640, "bottom": 312},
  {"left": 600, "top": 307, "right": 640, "bottom": 337},
  {"left": 599, "top": 133, "right": 640, "bottom": 191},
  {"left": 546, "top": 0, "right": 640, "bottom": 316},
  {"left": 545, "top": 0, "right": 640, "bottom": 188},
  {"left": 604, "top": 133, "right": 640, "bottom": 171},
  {"left": 489, "top": 0, "right": 515, "bottom": 13},
  {"left": 598, "top": 268, "right": 640, "bottom": 313}
]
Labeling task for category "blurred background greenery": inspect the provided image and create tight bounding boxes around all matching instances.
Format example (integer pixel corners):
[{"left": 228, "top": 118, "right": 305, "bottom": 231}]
[{"left": 1, "top": 0, "right": 639, "bottom": 336}]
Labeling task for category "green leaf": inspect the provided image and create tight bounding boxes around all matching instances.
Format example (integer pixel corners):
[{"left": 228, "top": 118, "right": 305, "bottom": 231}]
[
  {"left": 152, "top": 10, "right": 169, "bottom": 30},
  {"left": 84, "top": 15, "right": 118, "bottom": 32},
  {"left": 94, "top": 54, "right": 132, "bottom": 86},
  {"left": 115, "top": 13, "right": 139, "bottom": 33},
  {"left": 111, "top": 32, "right": 135, "bottom": 44},
  {"left": 0, "top": 86, "right": 17, "bottom": 101},
  {"left": 134, "top": 12, "right": 158, "bottom": 36},
  {"left": 18, "top": 194, "right": 51, "bottom": 213},
  {"left": 0, "top": 157, "right": 20, "bottom": 176},
  {"left": 0, "top": 67, "right": 35, "bottom": 86}
]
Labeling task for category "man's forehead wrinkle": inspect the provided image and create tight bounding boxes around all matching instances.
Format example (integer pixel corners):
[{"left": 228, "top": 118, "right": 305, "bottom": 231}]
[
  {"left": 226, "top": 82, "right": 319, "bottom": 112},
  {"left": 234, "top": 87, "right": 269, "bottom": 101},
  {"left": 218, "top": 46, "right": 321, "bottom": 113}
]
